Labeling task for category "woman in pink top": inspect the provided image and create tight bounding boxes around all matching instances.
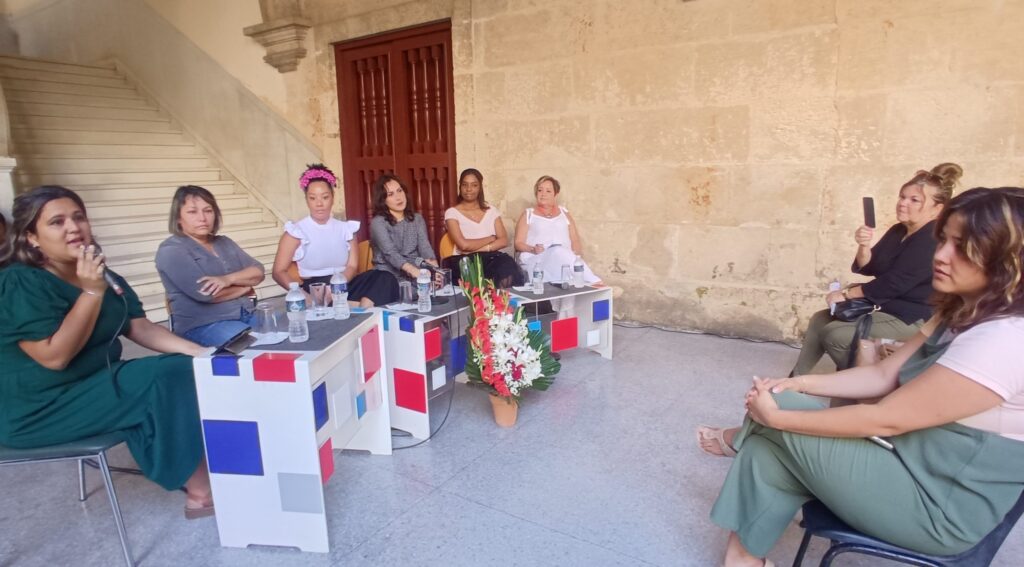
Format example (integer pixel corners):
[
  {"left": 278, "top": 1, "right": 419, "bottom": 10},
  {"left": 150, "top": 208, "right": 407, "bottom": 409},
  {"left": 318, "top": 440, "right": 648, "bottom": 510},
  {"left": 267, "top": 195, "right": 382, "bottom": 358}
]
[
  {"left": 706, "top": 187, "right": 1024, "bottom": 566},
  {"left": 442, "top": 168, "right": 524, "bottom": 288}
]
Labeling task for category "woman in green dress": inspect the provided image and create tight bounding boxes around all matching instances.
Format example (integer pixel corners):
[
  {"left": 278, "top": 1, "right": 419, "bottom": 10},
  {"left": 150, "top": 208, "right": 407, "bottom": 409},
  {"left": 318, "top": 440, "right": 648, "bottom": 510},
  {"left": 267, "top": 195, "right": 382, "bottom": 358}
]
[
  {"left": 0, "top": 186, "right": 214, "bottom": 518},
  {"left": 709, "top": 187, "right": 1024, "bottom": 566}
]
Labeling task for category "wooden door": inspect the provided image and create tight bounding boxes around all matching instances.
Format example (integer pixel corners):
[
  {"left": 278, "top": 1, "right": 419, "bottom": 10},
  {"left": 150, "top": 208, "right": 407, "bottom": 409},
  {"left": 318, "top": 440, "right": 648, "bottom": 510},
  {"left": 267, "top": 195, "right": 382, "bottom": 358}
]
[{"left": 334, "top": 20, "right": 456, "bottom": 252}]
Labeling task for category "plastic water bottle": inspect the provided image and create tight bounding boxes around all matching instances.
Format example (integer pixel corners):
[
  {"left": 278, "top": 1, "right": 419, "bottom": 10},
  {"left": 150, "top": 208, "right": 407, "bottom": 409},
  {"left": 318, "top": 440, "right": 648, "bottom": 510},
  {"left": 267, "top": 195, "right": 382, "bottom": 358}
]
[
  {"left": 285, "top": 282, "right": 309, "bottom": 343},
  {"left": 416, "top": 269, "right": 432, "bottom": 313},
  {"left": 532, "top": 265, "right": 544, "bottom": 294},
  {"left": 828, "top": 279, "right": 841, "bottom": 316},
  {"left": 572, "top": 256, "right": 585, "bottom": 288},
  {"left": 330, "top": 271, "right": 350, "bottom": 320}
]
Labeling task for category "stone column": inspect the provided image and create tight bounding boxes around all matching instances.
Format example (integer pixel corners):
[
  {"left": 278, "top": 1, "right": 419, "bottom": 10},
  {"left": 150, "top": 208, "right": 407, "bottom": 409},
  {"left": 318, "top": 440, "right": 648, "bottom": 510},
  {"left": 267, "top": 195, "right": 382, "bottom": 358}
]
[{"left": 0, "top": 155, "right": 15, "bottom": 219}]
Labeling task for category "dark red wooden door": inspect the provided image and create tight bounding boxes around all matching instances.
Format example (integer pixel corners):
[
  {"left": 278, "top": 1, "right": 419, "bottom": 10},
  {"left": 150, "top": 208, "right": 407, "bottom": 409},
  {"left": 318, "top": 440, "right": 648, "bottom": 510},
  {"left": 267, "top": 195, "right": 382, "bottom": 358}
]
[{"left": 334, "top": 21, "right": 456, "bottom": 251}]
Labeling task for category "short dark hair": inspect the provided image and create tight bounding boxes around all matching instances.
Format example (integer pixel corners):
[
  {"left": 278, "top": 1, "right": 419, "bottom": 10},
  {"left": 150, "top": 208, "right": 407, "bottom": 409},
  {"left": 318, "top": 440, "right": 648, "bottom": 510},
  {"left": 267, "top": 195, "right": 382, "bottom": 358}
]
[
  {"left": 168, "top": 185, "right": 222, "bottom": 236},
  {"left": 457, "top": 168, "right": 489, "bottom": 211},
  {"left": 371, "top": 173, "right": 416, "bottom": 225},
  {"left": 1, "top": 185, "right": 88, "bottom": 268}
]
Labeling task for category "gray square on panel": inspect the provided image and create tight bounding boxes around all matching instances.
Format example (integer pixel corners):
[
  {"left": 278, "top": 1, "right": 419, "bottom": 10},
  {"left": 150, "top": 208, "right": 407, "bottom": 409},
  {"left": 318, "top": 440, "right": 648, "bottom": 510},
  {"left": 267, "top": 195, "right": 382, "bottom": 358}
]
[{"left": 278, "top": 472, "right": 324, "bottom": 514}]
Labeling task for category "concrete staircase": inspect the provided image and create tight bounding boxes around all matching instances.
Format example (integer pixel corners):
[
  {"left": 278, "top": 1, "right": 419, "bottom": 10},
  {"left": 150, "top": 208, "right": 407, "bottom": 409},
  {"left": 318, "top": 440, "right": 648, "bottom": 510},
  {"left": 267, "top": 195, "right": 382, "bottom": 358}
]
[{"left": 0, "top": 54, "right": 285, "bottom": 321}]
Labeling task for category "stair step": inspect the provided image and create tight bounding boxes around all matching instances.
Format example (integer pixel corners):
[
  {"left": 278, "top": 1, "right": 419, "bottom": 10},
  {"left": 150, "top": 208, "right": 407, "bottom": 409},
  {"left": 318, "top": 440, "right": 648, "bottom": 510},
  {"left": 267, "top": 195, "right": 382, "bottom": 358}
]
[
  {"left": 86, "top": 194, "right": 252, "bottom": 219},
  {"left": 10, "top": 128, "right": 188, "bottom": 145},
  {"left": 16, "top": 156, "right": 211, "bottom": 173},
  {"left": 10, "top": 115, "right": 176, "bottom": 133},
  {"left": 10, "top": 142, "right": 201, "bottom": 158},
  {"left": 0, "top": 55, "right": 118, "bottom": 77},
  {"left": 93, "top": 209, "right": 267, "bottom": 238},
  {"left": 99, "top": 223, "right": 282, "bottom": 258},
  {"left": 0, "top": 77, "right": 139, "bottom": 98},
  {"left": 108, "top": 239, "right": 281, "bottom": 278},
  {"left": 0, "top": 66, "right": 129, "bottom": 88},
  {"left": 15, "top": 168, "right": 222, "bottom": 187},
  {"left": 6, "top": 100, "right": 164, "bottom": 121},
  {"left": 3, "top": 88, "right": 153, "bottom": 108},
  {"left": 73, "top": 180, "right": 239, "bottom": 202}
]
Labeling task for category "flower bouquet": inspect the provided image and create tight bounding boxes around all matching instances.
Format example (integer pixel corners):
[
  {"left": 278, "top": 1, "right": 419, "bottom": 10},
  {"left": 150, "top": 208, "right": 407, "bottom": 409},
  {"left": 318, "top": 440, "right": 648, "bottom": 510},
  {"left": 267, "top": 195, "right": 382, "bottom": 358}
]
[{"left": 458, "top": 255, "right": 560, "bottom": 426}]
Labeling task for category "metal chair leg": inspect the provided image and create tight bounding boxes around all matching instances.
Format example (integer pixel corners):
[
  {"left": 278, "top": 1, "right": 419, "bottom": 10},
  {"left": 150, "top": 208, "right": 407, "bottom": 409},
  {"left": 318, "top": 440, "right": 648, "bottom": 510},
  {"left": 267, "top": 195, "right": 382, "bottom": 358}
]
[
  {"left": 791, "top": 530, "right": 812, "bottom": 566},
  {"left": 97, "top": 452, "right": 134, "bottom": 567},
  {"left": 78, "top": 458, "right": 87, "bottom": 501}
]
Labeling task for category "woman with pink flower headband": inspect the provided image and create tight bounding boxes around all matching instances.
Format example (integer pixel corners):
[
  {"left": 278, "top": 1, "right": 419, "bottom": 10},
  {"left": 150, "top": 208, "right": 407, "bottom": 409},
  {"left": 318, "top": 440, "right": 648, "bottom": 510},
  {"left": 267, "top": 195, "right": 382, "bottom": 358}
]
[{"left": 271, "top": 163, "right": 395, "bottom": 307}]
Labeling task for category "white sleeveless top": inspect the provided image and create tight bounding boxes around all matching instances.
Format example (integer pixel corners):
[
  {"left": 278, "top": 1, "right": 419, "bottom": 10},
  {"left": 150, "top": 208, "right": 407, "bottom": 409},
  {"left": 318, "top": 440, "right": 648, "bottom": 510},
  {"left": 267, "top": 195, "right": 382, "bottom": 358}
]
[
  {"left": 523, "top": 206, "right": 572, "bottom": 248},
  {"left": 283, "top": 216, "right": 360, "bottom": 278},
  {"left": 518, "top": 206, "right": 600, "bottom": 284},
  {"left": 444, "top": 206, "right": 502, "bottom": 254}
]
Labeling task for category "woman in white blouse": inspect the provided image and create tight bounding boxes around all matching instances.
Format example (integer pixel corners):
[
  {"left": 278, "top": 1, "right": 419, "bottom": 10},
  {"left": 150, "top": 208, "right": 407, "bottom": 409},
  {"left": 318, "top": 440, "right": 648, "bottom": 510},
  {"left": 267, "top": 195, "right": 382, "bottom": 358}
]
[
  {"left": 514, "top": 175, "right": 600, "bottom": 285},
  {"left": 272, "top": 163, "right": 394, "bottom": 307},
  {"left": 442, "top": 168, "right": 524, "bottom": 288}
]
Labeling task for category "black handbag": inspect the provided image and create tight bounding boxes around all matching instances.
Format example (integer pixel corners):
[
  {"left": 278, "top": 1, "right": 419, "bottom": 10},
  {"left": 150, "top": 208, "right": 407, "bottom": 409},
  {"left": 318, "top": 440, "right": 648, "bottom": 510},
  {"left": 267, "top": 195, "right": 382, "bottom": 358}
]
[{"left": 833, "top": 298, "right": 879, "bottom": 322}]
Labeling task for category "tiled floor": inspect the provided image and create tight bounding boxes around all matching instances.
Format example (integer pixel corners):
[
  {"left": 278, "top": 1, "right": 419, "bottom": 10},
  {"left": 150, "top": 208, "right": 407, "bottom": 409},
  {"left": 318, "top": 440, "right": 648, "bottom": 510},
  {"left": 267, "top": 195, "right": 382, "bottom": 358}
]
[{"left": 1, "top": 325, "right": 1021, "bottom": 566}]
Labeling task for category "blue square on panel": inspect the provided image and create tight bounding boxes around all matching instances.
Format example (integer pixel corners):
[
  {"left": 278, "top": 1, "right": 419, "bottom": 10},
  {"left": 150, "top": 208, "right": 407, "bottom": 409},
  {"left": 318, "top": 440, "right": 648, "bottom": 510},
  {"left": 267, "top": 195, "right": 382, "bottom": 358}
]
[
  {"left": 593, "top": 299, "right": 610, "bottom": 322},
  {"left": 381, "top": 311, "right": 391, "bottom": 331},
  {"left": 356, "top": 391, "right": 367, "bottom": 418},
  {"left": 351, "top": 307, "right": 367, "bottom": 313},
  {"left": 211, "top": 355, "right": 239, "bottom": 376},
  {"left": 510, "top": 298, "right": 520, "bottom": 308},
  {"left": 399, "top": 316, "right": 415, "bottom": 333},
  {"left": 313, "top": 382, "right": 329, "bottom": 431},
  {"left": 449, "top": 335, "right": 467, "bottom": 376},
  {"left": 203, "top": 420, "right": 263, "bottom": 476},
  {"left": 528, "top": 320, "right": 542, "bottom": 332}
]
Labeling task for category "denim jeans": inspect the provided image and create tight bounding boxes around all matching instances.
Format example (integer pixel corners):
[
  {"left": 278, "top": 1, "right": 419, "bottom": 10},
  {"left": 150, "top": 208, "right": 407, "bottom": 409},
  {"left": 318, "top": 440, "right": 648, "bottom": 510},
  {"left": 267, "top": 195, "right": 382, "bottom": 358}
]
[{"left": 181, "top": 309, "right": 255, "bottom": 347}]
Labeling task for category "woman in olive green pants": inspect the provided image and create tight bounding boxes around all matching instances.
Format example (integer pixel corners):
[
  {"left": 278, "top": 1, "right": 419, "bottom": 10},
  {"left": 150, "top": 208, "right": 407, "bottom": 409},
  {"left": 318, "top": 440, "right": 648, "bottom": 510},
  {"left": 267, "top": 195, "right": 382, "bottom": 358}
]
[{"left": 709, "top": 188, "right": 1024, "bottom": 567}]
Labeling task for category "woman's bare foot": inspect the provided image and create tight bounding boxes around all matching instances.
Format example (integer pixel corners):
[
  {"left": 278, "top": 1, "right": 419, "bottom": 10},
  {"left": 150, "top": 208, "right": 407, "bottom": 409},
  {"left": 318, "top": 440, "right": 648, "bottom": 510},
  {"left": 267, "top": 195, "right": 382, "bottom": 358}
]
[{"left": 697, "top": 425, "right": 739, "bottom": 457}]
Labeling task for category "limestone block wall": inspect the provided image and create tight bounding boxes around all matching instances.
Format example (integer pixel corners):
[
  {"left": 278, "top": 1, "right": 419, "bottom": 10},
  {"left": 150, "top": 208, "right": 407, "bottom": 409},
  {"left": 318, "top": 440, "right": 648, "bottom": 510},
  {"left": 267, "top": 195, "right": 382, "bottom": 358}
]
[
  {"left": 299, "top": 0, "right": 1024, "bottom": 341},
  {"left": 5, "top": 0, "right": 1024, "bottom": 340}
]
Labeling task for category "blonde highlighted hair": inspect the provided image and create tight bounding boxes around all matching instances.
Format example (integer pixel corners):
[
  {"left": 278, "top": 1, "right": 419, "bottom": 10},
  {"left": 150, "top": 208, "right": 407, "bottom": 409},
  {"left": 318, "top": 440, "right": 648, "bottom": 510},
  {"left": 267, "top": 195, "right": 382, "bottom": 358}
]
[{"left": 932, "top": 187, "right": 1024, "bottom": 332}]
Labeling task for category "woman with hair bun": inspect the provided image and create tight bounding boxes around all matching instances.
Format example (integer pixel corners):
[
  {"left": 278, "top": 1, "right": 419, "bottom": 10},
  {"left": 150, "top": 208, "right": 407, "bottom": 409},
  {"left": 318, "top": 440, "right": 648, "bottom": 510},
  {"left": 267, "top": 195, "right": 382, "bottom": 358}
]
[
  {"left": 699, "top": 163, "right": 964, "bottom": 458},
  {"left": 707, "top": 187, "right": 1024, "bottom": 566},
  {"left": 272, "top": 163, "right": 394, "bottom": 307}
]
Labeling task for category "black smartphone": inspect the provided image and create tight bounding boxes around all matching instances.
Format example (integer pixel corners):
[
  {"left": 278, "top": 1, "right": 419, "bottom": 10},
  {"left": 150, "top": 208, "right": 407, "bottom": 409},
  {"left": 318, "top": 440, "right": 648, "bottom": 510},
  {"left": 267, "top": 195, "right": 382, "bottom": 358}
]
[{"left": 862, "top": 197, "right": 876, "bottom": 228}]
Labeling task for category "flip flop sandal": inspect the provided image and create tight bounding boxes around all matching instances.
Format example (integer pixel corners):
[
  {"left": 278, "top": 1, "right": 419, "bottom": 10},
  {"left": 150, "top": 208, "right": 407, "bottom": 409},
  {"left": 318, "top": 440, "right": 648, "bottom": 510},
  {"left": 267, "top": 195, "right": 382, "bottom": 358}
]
[{"left": 697, "top": 425, "right": 737, "bottom": 457}]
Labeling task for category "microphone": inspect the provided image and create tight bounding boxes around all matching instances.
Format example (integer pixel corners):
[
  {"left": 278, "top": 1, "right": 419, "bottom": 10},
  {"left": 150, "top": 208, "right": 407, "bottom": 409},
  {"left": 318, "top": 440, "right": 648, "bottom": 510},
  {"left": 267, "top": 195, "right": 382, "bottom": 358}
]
[{"left": 92, "top": 243, "right": 124, "bottom": 296}]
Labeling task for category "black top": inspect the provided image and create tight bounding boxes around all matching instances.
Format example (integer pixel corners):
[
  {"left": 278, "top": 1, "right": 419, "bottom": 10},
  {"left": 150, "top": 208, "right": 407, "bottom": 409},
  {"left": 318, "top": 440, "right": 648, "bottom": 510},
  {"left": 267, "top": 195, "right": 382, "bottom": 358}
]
[{"left": 852, "top": 220, "right": 937, "bottom": 324}]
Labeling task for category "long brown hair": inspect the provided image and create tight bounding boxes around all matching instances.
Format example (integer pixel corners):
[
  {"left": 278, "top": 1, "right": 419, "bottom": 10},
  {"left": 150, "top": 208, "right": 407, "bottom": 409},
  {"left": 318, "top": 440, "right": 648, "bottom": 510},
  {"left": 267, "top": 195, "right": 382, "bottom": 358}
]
[
  {"left": 371, "top": 173, "right": 416, "bottom": 225},
  {"left": 0, "top": 185, "right": 89, "bottom": 268},
  {"left": 932, "top": 187, "right": 1024, "bottom": 332}
]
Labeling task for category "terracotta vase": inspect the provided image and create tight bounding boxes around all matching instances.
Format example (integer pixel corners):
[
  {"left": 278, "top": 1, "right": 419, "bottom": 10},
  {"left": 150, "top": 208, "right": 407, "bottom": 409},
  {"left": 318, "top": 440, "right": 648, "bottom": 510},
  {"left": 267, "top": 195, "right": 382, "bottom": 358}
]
[{"left": 489, "top": 394, "right": 518, "bottom": 427}]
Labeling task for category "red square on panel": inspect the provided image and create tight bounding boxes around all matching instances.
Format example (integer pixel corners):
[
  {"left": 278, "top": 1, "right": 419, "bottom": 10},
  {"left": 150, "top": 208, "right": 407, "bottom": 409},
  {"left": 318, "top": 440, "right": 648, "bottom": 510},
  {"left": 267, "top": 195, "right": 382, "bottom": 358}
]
[
  {"left": 360, "top": 327, "right": 382, "bottom": 382},
  {"left": 253, "top": 352, "right": 302, "bottom": 382},
  {"left": 393, "top": 368, "right": 427, "bottom": 413},
  {"left": 424, "top": 327, "right": 441, "bottom": 362},
  {"left": 550, "top": 317, "right": 579, "bottom": 352},
  {"left": 318, "top": 439, "right": 334, "bottom": 484}
]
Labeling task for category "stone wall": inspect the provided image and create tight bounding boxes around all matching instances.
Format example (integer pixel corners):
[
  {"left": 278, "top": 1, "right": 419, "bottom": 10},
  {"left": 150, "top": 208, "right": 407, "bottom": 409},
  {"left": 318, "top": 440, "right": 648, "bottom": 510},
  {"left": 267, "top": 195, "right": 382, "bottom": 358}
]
[
  {"left": 297, "top": 0, "right": 1024, "bottom": 340},
  {"left": 6, "top": 0, "right": 1024, "bottom": 340}
]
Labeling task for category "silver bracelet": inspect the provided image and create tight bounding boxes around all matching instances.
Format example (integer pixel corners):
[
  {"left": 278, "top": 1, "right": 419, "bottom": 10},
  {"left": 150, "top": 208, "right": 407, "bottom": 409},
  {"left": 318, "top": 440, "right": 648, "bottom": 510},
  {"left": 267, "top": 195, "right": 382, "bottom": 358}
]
[{"left": 81, "top": 289, "right": 100, "bottom": 296}]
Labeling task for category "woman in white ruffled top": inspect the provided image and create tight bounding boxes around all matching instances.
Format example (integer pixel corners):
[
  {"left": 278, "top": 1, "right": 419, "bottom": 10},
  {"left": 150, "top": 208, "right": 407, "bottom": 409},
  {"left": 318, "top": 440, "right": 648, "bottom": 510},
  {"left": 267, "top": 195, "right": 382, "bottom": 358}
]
[
  {"left": 272, "top": 163, "right": 395, "bottom": 307},
  {"left": 514, "top": 175, "right": 600, "bottom": 285}
]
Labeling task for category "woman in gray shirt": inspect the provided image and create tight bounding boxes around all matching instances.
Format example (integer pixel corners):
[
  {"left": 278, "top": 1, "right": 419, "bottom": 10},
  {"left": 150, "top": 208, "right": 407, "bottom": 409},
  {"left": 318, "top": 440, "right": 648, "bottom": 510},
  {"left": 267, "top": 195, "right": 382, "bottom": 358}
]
[
  {"left": 369, "top": 174, "right": 438, "bottom": 303},
  {"left": 155, "top": 186, "right": 265, "bottom": 346}
]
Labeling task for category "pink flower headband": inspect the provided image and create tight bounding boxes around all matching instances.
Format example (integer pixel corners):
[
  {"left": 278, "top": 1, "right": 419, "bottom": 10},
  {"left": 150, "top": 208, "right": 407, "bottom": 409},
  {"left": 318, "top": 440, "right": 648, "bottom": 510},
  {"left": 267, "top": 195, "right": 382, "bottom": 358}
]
[{"left": 299, "top": 168, "right": 337, "bottom": 190}]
